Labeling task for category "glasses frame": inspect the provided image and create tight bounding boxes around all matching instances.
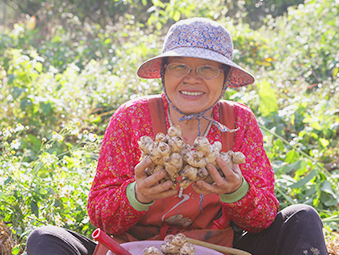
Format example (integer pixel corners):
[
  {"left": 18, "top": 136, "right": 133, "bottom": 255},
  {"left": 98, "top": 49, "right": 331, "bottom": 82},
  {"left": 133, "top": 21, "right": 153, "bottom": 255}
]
[{"left": 165, "top": 62, "right": 224, "bottom": 80}]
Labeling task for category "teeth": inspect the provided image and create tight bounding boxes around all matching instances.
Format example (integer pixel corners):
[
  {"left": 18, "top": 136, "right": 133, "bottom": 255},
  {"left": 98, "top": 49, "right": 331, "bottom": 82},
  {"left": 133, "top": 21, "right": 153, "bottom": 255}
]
[{"left": 181, "top": 91, "right": 203, "bottom": 96}]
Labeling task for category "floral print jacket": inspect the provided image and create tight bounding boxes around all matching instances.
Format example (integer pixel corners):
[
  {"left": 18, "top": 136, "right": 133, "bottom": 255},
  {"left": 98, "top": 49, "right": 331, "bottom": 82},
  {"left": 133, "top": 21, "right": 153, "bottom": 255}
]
[{"left": 87, "top": 93, "right": 279, "bottom": 236}]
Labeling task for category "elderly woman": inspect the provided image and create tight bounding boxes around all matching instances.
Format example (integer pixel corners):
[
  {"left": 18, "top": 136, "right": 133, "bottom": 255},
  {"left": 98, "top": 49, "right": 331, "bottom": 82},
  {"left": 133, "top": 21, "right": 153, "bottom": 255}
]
[{"left": 27, "top": 17, "right": 327, "bottom": 255}]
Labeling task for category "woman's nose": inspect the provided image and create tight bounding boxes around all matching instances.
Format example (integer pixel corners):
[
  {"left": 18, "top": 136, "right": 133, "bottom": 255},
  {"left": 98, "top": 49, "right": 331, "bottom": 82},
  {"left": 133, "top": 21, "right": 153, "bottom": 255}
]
[{"left": 185, "top": 68, "right": 201, "bottom": 80}]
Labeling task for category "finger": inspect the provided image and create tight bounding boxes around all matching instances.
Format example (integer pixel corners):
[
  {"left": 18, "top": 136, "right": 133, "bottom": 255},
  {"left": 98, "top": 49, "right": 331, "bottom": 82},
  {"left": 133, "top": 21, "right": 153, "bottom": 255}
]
[
  {"left": 135, "top": 157, "right": 153, "bottom": 179},
  {"left": 195, "top": 178, "right": 220, "bottom": 194},
  {"left": 136, "top": 178, "right": 177, "bottom": 203},
  {"left": 232, "top": 164, "right": 242, "bottom": 175},
  {"left": 138, "top": 180, "right": 177, "bottom": 202},
  {"left": 206, "top": 163, "right": 224, "bottom": 184},
  {"left": 216, "top": 159, "right": 243, "bottom": 192},
  {"left": 142, "top": 169, "right": 170, "bottom": 188},
  {"left": 216, "top": 158, "right": 238, "bottom": 182},
  {"left": 192, "top": 183, "right": 210, "bottom": 195},
  {"left": 151, "top": 183, "right": 178, "bottom": 198}
]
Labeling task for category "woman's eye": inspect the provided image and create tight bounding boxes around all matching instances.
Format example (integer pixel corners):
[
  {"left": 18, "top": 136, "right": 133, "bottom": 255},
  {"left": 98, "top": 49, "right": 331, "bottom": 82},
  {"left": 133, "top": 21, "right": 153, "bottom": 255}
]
[
  {"left": 175, "top": 64, "right": 187, "bottom": 69},
  {"left": 200, "top": 66, "right": 213, "bottom": 71}
]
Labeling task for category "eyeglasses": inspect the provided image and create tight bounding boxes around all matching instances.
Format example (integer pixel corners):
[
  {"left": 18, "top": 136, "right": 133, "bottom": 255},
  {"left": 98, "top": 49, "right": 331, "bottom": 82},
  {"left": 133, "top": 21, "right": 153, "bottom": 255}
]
[{"left": 165, "top": 63, "right": 223, "bottom": 80}]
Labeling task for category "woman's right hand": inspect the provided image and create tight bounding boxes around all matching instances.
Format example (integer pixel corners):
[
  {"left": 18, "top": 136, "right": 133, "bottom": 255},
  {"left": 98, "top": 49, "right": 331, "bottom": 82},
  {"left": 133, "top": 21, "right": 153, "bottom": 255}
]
[{"left": 134, "top": 157, "right": 177, "bottom": 204}]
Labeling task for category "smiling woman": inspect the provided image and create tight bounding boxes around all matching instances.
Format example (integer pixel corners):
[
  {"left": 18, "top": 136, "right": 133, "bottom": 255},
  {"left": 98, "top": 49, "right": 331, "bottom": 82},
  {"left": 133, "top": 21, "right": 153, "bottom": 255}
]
[
  {"left": 26, "top": 17, "right": 327, "bottom": 255},
  {"left": 163, "top": 57, "right": 226, "bottom": 138}
]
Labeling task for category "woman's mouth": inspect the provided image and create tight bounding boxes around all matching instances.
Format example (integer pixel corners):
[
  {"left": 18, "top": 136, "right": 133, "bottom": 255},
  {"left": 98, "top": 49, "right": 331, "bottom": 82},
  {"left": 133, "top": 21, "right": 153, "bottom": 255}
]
[{"left": 180, "top": 91, "right": 204, "bottom": 96}]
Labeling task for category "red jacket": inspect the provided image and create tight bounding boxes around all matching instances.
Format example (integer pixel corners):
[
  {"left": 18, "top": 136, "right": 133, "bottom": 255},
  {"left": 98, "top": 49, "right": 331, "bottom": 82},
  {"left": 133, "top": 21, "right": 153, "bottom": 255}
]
[{"left": 87, "top": 94, "right": 279, "bottom": 245}]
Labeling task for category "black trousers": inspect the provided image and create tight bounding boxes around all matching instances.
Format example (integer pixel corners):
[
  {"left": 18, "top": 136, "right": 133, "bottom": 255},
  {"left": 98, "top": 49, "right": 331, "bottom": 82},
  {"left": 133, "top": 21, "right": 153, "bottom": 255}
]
[
  {"left": 26, "top": 204, "right": 328, "bottom": 255},
  {"left": 233, "top": 204, "right": 328, "bottom": 255}
]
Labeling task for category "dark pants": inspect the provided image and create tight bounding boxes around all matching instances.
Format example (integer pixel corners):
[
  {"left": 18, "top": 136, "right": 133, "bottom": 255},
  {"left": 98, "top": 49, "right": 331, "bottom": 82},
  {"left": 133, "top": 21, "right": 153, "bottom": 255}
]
[
  {"left": 233, "top": 204, "right": 328, "bottom": 255},
  {"left": 26, "top": 204, "right": 328, "bottom": 255},
  {"left": 26, "top": 226, "right": 96, "bottom": 255}
]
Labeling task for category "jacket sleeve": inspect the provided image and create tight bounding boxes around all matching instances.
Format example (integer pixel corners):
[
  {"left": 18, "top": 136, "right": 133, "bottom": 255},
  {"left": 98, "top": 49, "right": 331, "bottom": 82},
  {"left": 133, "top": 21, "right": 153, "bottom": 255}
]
[
  {"left": 87, "top": 101, "right": 152, "bottom": 235},
  {"left": 223, "top": 104, "right": 279, "bottom": 233}
]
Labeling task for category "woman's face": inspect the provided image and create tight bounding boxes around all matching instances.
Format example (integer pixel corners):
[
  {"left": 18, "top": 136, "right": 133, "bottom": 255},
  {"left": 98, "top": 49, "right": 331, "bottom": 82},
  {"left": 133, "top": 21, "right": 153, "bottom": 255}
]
[{"left": 164, "top": 57, "right": 225, "bottom": 114}]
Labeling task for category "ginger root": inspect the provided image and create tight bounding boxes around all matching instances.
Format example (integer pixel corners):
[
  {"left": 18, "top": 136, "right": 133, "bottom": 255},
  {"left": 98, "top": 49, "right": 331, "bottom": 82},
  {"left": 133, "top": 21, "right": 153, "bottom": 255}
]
[
  {"left": 143, "top": 233, "right": 195, "bottom": 255},
  {"left": 179, "top": 137, "right": 245, "bottom": 187},
  {"left": 161, "top": 233, "right": 195, "bottom": 255},
  {"left": 203, "top": 150, "right": 246, "bottom": 184},
  {"left": 138, "top": 125, "right": 184, "bottom": 185},
  {"left": 143, "top": 246, "right": 163, "bottom": 255},
  {"left": 138, "top": 125, "right": 246, "bottom": 190},
  {"left": 220, "top": 150, "right": 246, "bottom": 169},
  {"left": 179, "top": 165, "right": 208, "bottom": 189},
  {"left": 180, "top": 242, "right": 195, "bottom": 255},
  {"left": 164, "top": 152, "right": 183, "bottom": 181}
]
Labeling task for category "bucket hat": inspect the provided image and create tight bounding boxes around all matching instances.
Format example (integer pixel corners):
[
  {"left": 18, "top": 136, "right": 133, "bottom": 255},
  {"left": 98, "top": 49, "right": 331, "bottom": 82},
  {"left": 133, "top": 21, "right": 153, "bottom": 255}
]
[{"left": 137, "top": 17, "right": 255, "bottom": 88}]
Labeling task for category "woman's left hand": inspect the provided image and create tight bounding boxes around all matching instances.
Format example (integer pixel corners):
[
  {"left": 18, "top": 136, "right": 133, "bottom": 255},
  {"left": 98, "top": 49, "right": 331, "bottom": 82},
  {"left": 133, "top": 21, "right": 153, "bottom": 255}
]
[{"left": 192, "top": 157, "right": 243, "bottom": 195}]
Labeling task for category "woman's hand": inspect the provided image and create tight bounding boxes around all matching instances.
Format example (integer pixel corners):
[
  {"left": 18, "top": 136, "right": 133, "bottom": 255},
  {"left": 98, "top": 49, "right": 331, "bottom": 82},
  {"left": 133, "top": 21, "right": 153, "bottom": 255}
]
[
  {"left": 134, "top": 157, "right": 177, "bottom": 204},
  {"left": 193, "top": 157, "right": 243, "bottom": 195}
]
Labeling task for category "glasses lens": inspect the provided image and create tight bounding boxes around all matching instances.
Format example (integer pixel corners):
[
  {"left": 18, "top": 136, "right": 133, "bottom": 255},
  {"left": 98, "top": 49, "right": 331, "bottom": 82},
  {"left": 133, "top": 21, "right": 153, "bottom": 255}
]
[
  {"left": 166, "top": 63, "right": 221, "bottom": 79},
  {"left": 197, "top": 65, "right": 220, "bottom": 79},
  {"left": 167, "top": 63, "right": 189, "bottom": 77}
]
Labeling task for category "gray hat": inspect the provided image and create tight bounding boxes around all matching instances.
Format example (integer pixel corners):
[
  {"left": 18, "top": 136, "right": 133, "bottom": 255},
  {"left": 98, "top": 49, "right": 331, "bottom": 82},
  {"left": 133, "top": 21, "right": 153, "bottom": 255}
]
[{"left": 137, "top": 17, "right": 255, "bottom": 88}]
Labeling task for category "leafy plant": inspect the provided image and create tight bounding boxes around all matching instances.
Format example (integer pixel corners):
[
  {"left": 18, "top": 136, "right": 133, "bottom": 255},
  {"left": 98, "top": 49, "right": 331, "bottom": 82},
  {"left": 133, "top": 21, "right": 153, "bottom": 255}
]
[
  {"left": 1, "top": 0, "right": 339, "bottom": 253},
  {"left": 0, "top": 122, "right": 100, "bottom": 253}
]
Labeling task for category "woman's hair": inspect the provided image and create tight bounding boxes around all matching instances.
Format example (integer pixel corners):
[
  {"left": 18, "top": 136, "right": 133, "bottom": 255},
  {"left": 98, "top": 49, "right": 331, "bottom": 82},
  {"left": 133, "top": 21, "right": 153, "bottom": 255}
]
[
  {"left": 161, "top": 57, "right": 169, "bottom": 69},
  {"left": 222, "top": 64, "right": 231, "bottom": 78}
]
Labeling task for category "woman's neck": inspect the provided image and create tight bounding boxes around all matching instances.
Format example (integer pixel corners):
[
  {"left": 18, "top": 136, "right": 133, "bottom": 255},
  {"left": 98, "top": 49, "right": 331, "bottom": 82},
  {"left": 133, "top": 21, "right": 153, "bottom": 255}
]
[{"left": 168, "top": 106, "right": 212, "bottom": 146}]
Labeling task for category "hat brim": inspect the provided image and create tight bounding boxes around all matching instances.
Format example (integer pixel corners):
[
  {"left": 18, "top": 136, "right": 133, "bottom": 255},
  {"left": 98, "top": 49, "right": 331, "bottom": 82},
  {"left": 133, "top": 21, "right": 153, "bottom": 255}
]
[{"left": 136, "top": 47, "right": 255, "bottom": 88}]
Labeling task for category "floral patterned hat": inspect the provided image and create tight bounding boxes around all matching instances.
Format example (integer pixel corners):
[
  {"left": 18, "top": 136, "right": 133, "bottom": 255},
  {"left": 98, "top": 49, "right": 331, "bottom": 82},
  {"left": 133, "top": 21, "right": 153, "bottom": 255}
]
[{"left": 137, "top": 17, "right": 255, "bottom": 88}]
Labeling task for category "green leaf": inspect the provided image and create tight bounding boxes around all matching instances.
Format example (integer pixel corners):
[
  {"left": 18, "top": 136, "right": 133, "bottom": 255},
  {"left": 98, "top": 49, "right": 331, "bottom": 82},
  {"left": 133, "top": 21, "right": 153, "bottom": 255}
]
[
  {"left": 31, "top": 200, "right": 39, "bottom": 218},
  {"left": 324, "top": 198, "right": 339, "bottom": 207},
  {"left": 4, "top": 176, "right": 13, "bottom": 185},
  {"left": 6, "top": 196, "right": 16, "bottom": 204},
  {"left": 20, "top": 97, "right": 33, "bottom": 111},
  {"left": 12, "top": 87, "right": 26, "bottom": 99},
  {"left": 285, "top": 150, "right": 300, "bottom": 163},
  {"left": 11, "top": 245, "right": 21, "bottom": 255},
  {"left": 89, "top": 115, "right": 102, "bottom": 124},
  {"left": 289, "top": 170, "right": 317, "bottom": 188},
  {"left": 45, "top": 187, "right": 55, "bottom": 195},
  {"left": 172, "top": 10, "right": 181, "bottom": 21},
  {"left": 305, "top": 186, "right": 316, "bottom": 197},
  {"left": 155, "top": 22, "right": 162, "bottom": 30},
  {"left": 280, "top": 160, "right": 303, "bottom": 173},
  {"left": 35, "top": 62, "right": 43, "bottom": 73},
  {"left": 40, "top": 102, "right": 53, "bottom": 116},
  {"left": 321, "top": 180, "right": 338, "bottom": 199},
  {"left": 104, "top": 38, "right": 111, "bottom": 44},
  {"left": 322, "top": 215, "right": 339, "bottom": 222},
  {"left": 258, "top": 80, "right": 278, "bottom": 117},
  {"left": 273, "top": 139, "right": 285, "bottom": 151},
  {"left": 319, "top": 138, "right": 329, "bottom": 148},
  {"left": 333, "top": 67, "right": 339, "bottom": 78}
]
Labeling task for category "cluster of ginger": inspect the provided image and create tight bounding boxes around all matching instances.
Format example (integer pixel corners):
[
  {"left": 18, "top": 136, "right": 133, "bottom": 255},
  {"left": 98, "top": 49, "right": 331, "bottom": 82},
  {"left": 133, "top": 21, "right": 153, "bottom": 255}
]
[
  {"left": 138, "top": 125, "right": 246, "bottom": 191},
  {"left": 143, "top": 233, "right": 195, "bottom": 255}
]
